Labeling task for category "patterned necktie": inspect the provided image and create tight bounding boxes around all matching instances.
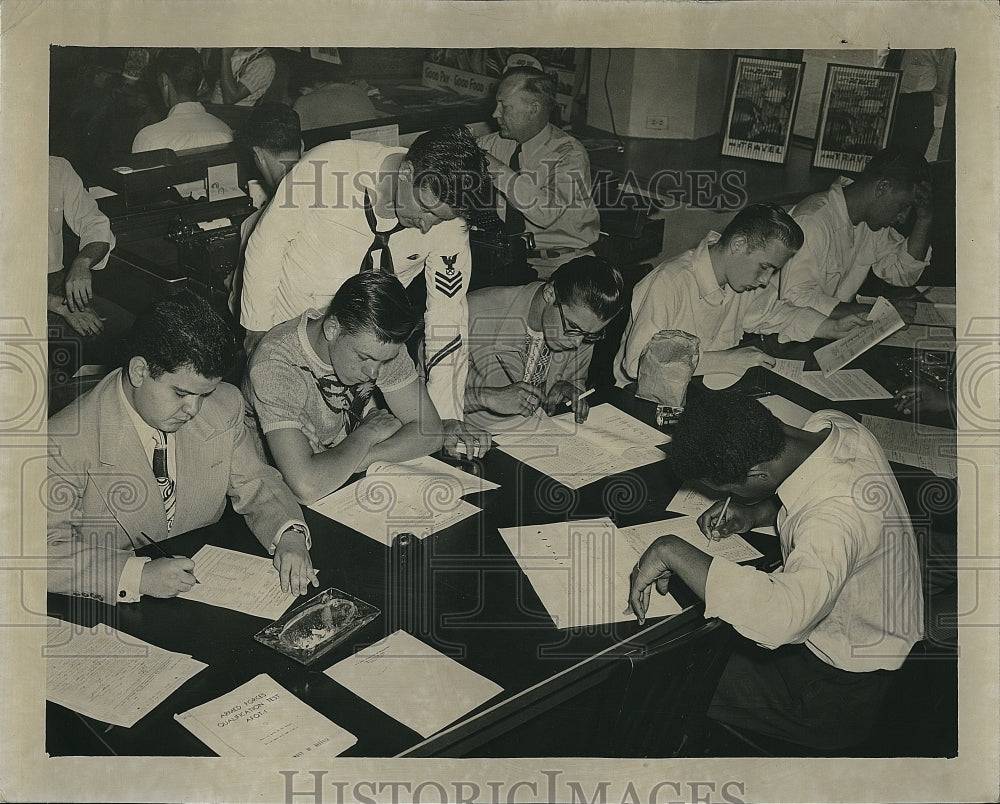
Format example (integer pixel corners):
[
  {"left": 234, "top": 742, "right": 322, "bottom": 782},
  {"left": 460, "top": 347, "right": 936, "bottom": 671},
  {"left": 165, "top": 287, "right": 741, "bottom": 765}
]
[
  {"left": 152, "top": 430, "right": 176, "bottom": 533},
  {"left": 360, "top": 188, "right": 406, "bottom": 274},
  {"left": 504, "top": 144, "right": 526, "bottom": 236}
]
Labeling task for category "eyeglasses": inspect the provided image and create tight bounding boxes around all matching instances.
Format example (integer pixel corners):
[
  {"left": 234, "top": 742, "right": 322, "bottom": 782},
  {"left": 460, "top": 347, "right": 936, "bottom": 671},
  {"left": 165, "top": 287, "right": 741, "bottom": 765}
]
[{"left": 553, "top": 298, "right": 608, "bottom": 344}]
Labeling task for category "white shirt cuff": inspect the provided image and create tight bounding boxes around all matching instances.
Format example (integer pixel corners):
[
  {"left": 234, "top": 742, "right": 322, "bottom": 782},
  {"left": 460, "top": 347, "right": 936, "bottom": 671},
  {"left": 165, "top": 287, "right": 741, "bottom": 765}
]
[
  {"left": 269, "top": 520, "right": 311, "bottom": 554},
  {"left": 117, "top": 555, "right": 151, "bottom": 603}
]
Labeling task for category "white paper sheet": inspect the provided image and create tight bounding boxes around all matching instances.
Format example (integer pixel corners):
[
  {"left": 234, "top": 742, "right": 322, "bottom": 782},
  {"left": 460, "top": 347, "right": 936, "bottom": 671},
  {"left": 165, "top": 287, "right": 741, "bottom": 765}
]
[
  {"left": 498, "top": 518, "right": 683, "bottom": 628},
  {"left": 174, "top": 674, "right": 357, "bottom": 758},
  {"left": 178, "top": 545, "right": 299, "bottom": 620},
  {"left": 860, "top": 414, "right": 958, "bottom": 478},
  {"left": 350, "top": 123, "right": 400, "bottom": 147},
  {"left": 366, "top": 455, "right": 500, "bottom": 496},
  {"left": 913, "top": 302, "right": 955, "bottom": 328},
  {"left": 920, "top": 286, "right": 956, "bottom": 307},
  {"left": 814, "top": 297, "right": 905, "bottom": 376},
  {"left": 324, "top": 630, "right": 502, "bottom": 738},
  {"left": 768, "top": 358, "right": 891, "bottom": 401},
  {"left": 665, "top": 486, "right": 778, "bottom": 538},
  {"left": 619, "top": 516, "right": 763, "bottom": 564},
  {"left": 879, "top": 325, "right": 957, "bottom": 352},
  {"left": 758, "top": 394, "right": 813, "bottom": 428},
  {"left": 45, "top": 619, "right": 206, "bottom": 728}
]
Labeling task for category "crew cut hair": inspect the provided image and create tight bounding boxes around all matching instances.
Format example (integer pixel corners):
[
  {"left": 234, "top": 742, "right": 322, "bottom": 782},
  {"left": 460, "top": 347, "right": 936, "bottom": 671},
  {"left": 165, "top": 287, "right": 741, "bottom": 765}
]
[
  {"left": 719, "top": 202, "right": 804, "bottom": 254},
  {"left": 859, "top": 146, "right": 931, "bottom": 190},
  {"left": 236, "top": 102, "right": 301, "bottom": 155},
  {"left": 669, "top": 391, "right": 786, "bottom": 486},
  {"left": 325, "top": 272, "right": 420, "bottom": 345},
  {"left": 122, "top": 290, "right": 236, "bottom": 380},
  {"left": 551, "top": 256, "right": 624, "bottom": 321},
  {"left": 405, "top": 125, "right": 490, "bottom": 215},
  {"left": 154, "top": 48, "right": 206, "bottom": 100},
  {"left": 501, "top": 66, "right": 557, "bottom": 115}
]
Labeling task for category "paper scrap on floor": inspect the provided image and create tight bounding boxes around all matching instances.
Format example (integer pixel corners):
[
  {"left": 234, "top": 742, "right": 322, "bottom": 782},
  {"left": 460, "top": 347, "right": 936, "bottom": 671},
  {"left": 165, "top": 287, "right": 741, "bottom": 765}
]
[
  {"left": 178, "top": 545, "right": 300, "bottom": 620},
  {"left": 175, "top": 673, "right": 357, "bottom": 757},
  {"left": 665, "top": 485, "right": 776, "bottom": 538},
  {"left": 860, "top": 414, "right": 957, "bottom": 478},
  {"left": 492, "top": 404, "right": 668, "bottom": 489},
  {"left": 621, "top": 516, "right": 763, "bottom": 563},
  {"left": 45, "top": 618, "right": 206, "bottom": 728},
  {"left": 770, "top": 358, "right": 891, "bottom": 401},
  {"left": 324, "top": 630, "right": 502, "bottom": 738},
  {"left": 498, "top": 518, "right": 684, "bottom": 628},
  {"left": 814, "top": 297, "right": 905, "bottom": 376}
]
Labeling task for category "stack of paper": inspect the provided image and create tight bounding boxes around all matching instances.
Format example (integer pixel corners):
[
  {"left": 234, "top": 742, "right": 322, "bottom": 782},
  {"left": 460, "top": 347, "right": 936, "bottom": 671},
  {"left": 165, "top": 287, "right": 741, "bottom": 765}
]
[
  {"left": 770, "top": 358, "right": 892, "bottom": 401},
  {"left": 178, "top": 545, "right": 301, "bottom": 619},
  {"left": 861, "top": 414, "right": 958, "bottom": 478},
  {"left": 309, "top": 457, "right": 487, "bottom": 544},
  {"left": 814, "top": 297, "right": 905, "bottom": 376},
  {"left": 175, "top": 674, "right": 357, "bottom": 757},
  {"left": 45, "top": 619, "right": 206, "bottom": 728},
  {"left": 324, "top": 630, "right": 502, "bottom": 738},
  {"left": 498, "top": 518, "right": 683, "bottom": 629},
  {"left": 492, "top": 405, "right": 668, "bottom": 490}
]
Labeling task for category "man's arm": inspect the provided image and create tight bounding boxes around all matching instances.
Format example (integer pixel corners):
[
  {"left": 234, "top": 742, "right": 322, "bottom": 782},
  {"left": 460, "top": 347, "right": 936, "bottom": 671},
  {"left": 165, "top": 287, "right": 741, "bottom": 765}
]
[
  {"left": 742, "top": 281, "right": 828, "bottom": 344},
  {"left": 778, "top": 217, "right": 841, "bottom": 316},
  {"left": 357, "top": 376, "right": 443, "bottom": 469},
  {"left": 485, "top": 145, "right": 591, "bottom": 229},
  {"left": 217, "top": 48, "right": 252, "bottom": 105},
  {"left": 871, "top": 182, "right": 932, "bottom": 284},
  {"left": 616, "top": 272, "right": 675, "bottom": 383}
]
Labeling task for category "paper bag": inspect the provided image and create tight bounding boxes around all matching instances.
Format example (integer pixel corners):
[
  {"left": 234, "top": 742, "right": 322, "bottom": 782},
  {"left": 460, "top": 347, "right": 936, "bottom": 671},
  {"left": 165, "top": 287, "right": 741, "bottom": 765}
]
[{"left": 636, "top": 330, "right": 700, "bottom": 406}]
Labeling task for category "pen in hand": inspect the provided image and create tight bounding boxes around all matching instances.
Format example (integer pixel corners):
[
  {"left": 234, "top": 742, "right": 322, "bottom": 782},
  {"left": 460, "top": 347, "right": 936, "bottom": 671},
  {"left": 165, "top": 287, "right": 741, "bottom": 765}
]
[
  {"left": 496, "top": 354, "right": 517, "bottom": 384},
  {"left": 563, "top": 387, "right": 596, "bottom": 407},
  {"left": 710, "top": 496, "right": 731, "bottom": 542},
  {"left": 141, "top": 531, "right": 200, "bottom": 584}
]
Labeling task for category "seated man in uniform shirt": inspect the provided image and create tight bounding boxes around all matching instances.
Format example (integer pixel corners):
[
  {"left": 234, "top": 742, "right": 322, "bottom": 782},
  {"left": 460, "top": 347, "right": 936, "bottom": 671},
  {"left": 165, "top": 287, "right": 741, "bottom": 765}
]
[
  {"left": 780, "top": 146, "right": 933, "bottom": 321},
  {"left": 132, "top": 48, "right": 233, "bottom": 154},
  {"left": 47, "top": 292, "right": 315, "bottom": 605},
  {"left": 465, "top": 256, "right": 622, "bottom": 425},
  {"left": 243, "top": 273, "right": 444, "bottom": 505},
  {"left": 627, "top": 391, "right": 923, "bottom": 750},
  {"left": 614, "top": 203, "right": 870, "bottom": 386},
  {"left": 479, "top": 66, "right": 600, "bottom": 279}
]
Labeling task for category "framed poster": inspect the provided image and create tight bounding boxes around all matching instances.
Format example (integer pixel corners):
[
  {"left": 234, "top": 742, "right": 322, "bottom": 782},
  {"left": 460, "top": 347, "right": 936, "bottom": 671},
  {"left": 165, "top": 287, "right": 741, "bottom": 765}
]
[
  {"left": 721, "top": 55, "right": 804, "bottom": 163},
  {"left": 813, "top": 63, "right": 901, "bottom": 172}
]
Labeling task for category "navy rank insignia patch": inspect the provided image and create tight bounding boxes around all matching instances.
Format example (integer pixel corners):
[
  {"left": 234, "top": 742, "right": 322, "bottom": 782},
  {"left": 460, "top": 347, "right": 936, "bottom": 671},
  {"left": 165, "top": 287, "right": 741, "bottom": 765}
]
[{"left": 435, "top": 254, "right": 462, "bottom": 298}]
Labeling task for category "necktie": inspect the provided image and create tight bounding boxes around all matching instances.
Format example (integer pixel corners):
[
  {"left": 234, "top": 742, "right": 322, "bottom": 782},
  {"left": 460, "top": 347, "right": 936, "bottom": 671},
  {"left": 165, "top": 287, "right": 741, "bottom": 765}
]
[
  {"left": 360, "top": 188, "right": 406, "bottom": 274},
  {"left": 152, "top": 430, "right": 176, "bottom": 533},
  {"left": 503, "top": 144, "right": 526, "bottom": 236}
]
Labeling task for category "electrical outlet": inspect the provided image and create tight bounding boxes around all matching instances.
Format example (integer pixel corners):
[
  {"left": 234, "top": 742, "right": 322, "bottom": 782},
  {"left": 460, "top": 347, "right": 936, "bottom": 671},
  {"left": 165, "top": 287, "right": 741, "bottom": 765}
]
[{"left": 646, "top": 115, "right": 668, "bottom": 131}]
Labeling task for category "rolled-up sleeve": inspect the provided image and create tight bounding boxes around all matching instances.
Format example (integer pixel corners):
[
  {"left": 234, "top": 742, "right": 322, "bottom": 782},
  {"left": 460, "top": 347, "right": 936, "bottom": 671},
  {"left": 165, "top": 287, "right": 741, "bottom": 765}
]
[
  {"left": 56, "top": 159, "right": 115, "bottom": 271},
  {"left": 870, "top": 227, "right": 929, "bottom": 287}
]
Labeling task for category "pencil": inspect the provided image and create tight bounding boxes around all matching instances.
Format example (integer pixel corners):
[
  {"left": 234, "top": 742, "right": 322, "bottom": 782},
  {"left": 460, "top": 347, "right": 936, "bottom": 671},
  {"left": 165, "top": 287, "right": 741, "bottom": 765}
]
[
  {"left": 496, "top": 354, "right": 518, "bottom": 384},
  {"left": 141, "top": 531, "right": 200, "bottom": 584},
  {"left": 563, "top": 387, "right": 596, "bottom": 406},
  {"left": 711, "top": 496, "right": 732, "bottom": 542}
]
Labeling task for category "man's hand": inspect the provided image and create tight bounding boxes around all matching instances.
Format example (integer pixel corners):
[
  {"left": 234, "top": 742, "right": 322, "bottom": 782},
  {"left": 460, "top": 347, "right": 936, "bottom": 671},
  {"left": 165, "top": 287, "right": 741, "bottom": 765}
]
[
  {"left": 697, "top": 499, "right": 757, "bottom": 540},
  {"left": 891, "top": 298, "right": 918, "bottom": 325},
  {"left": 626, "top": 536, "right": 675, "bottom": 624},
  {"left": 139, "top": 557, "right": 198, "bottom": 598},
  {"left": 64, "top": 260, "right": 94, "bottom": 312},
  {"left": 273, "top": 529, "right": 317, "bottom": 596},
  {"left": 893, "top": 382, "right": 951, "bottom": 417},
  {"left": 815, "top": 312, "right": 870, "bottom": 340},
  {"left": 485, "top": 382, "right": 542, "bottom": 417},
  {"left": 353, "top": 409, "right": 403, "bottom": 444},
  {"left": 720, "top": 346, "right": 775, "bottom": 377},
  {"left": 543, "top": 381, "right": 589, "bottom": 422},
  {"left": 61, "top": 306, "right": 106, "bottom": 337},
  {"left": 913, "top": 179, "right": 933, "bottom": 223},
  {"left": 442, "top": 418, "right": 492, "bottom": 459}
]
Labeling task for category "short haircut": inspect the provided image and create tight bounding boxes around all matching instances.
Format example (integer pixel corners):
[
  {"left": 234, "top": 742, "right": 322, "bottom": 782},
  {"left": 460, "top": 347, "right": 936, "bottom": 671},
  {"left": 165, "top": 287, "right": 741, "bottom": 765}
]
[
  {"left": 551, "top": 256, "right": 624, "bottom": 321},
  {"left": 235, "top": 102, "right": 301, "bottom": 154},
  {"left": 123, "top": 291, "right": 235, "bottom": 380},
  {"left": 404, "top": 125, "right": 489, "bottom": 215},
  {"left": 325, "top": 272, "right": 420, "bottom": 344},
  {"left": 501, "top": 66, "right": 557, "bottom": 115},
  {"left": 154, "top": 48, "right": 205, "bottom": 99},
  {"left": 719, "top": 202, "right": 804, "bottom": 253},
  {"left": 669, "top": 391, "right": 786, "bottom": 486},
  {"left": 860, "top": 146, "right": 931, "bottom": 190}
]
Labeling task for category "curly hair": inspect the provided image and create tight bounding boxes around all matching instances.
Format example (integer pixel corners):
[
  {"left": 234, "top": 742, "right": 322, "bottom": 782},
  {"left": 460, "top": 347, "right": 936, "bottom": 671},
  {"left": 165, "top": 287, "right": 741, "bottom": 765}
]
[{"left": 669, "top": 391, "right": 786, "bottom": 486}]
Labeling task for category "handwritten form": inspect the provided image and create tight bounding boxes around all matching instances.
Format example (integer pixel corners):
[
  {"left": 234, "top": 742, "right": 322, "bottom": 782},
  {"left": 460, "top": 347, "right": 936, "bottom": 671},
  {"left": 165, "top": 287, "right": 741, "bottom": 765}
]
[
  {"left": 619, "top": 516, "right": 763, "bottom": 564},
  {"left": 665, "top": 485, "right": 777, "bottom": 538},
  {"left": 324, "top": 630, "right": 502, "bottom": 738},
  {"left": 498, "top": 518, "right": 683, "bottom": 628},
  {"left": 45, "top": 618, "right": 206, "bottom": 728},
  {"left": 175, "top": 674, "right": 357, "bottom": 758},
  {"left": 814, "top": 297, "right": 905, "bottom": 376},
  {"left": 879, "top": 325, "right": 957, "bottom": 352},
  {"left": 178, "top": 545, "right": 299, "bottom": 620},
  {"left": 493, "top": 404, "right": 668, "bottom": 490},
  {"left": 770, "top": 358, "right": 892, "bottom": 401},
  {"left": 861, "top": 414, "right": 958, "bottom": 478}
]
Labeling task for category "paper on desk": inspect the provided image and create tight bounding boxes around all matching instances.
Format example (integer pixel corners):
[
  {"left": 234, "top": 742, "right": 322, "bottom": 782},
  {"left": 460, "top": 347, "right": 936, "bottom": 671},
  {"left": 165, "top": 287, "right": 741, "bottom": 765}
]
[
  {"left": 814, "top": 297, "right": 905, "bottom": 376},
  {"left": 174, "top": 674, "right": 357, "bottom": 758},
  {"left": 913, "top": 302, "right": 956, "bottom": 328},
  {"left": 178, "top": 545, "right": 299, "bottom": 620},
  {"left": 769, "top": 358, "right": 891, "bottom": 401},
  {"left": 366, "top": 455, "right": 500, "bottom": 496},
  {"left": 45, "top": 618, "right": 206, "bottom": 728},
  {"left": 550, "top": 404, "right": 670, "bottom": 455},
  {"left": 860, "top": 414, "right": 957, "bottom": 478},
  {"left": 498, "top": 518, "right": 683, "bottom": 628},
  {"left": 666, "top": 486, "right": 778, "bottom": 538},
  {"left": 350, "top": 123, "right": 400, "bottom": 147},
  {"left": 919, "top": 286, "right": 956, "bottom": 307},
  {"left": 324, "top": 630, "right": 502, "bottom": 738},
  {"left": 758, "top": 394, "right": 813, "bottom": 428},
  {"left": 879, "top": 325, "right": 957, "bottom": 352},
  {"left": 309, "top": 472, "right": 481, "bottom": 545},
  {"left": 620, "top": 516, "right": 763, "bottom": 563},
  {"left": 86, "top": 185, "right": 117, "bottom": 200}
]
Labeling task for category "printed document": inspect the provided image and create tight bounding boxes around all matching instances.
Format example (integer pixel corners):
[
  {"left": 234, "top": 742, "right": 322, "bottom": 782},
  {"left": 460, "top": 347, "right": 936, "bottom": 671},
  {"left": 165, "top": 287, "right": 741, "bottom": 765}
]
[
  {"left": 178, "top": 545, "right": 299, "bottom": 620},
  {"left": 879, "top": 325, "right": 957, "bottom": 352},
  {"left": 619, "top": 516, "right": 763, "bottom": 564},
  {"left": 324, "top": 630, "right": 502, "bottom": 738},
  {"left": 770, "top": 359, "right": 892, "bottom": 401},
  {"left": 814, "top": 297, "right": 905, "bottom": 376},
  {"left": 175, "top": 674, "right": 357, "bottom": 757},
  {"left": 861, "top": 414, "right": 957, "bottom": 478}
]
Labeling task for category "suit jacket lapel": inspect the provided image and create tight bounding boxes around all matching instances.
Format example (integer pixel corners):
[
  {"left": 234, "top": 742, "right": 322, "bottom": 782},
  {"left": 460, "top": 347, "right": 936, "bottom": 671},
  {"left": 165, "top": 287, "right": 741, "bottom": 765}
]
[{"left": 172, "top": 402, "right": 226, "bottom": 535}]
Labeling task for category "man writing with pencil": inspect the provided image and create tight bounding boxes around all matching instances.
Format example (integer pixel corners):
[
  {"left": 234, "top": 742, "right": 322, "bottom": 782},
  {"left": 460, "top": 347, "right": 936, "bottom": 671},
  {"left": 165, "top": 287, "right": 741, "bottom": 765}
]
[
  {"left": 627, "top": 391, "right": 923, "bottom": 750},
  {"left": 464, "top": 256, "right": 623, "bottom": 425},
  {"left": 47, "top": 292, "right": 315, "bottom": 605}
]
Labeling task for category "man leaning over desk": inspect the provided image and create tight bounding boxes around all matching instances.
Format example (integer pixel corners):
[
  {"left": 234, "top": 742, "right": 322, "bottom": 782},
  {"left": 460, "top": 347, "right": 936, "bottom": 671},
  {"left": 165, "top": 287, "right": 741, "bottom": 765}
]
[{"left": 47, "top": 292, "right": 315, "bottom": 605}]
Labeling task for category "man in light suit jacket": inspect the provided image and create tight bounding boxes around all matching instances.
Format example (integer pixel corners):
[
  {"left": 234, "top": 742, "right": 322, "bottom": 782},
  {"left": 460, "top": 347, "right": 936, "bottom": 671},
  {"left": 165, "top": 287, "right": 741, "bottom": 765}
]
[{"left": 47, "top": 292, "right": 315, "bottom": 605}]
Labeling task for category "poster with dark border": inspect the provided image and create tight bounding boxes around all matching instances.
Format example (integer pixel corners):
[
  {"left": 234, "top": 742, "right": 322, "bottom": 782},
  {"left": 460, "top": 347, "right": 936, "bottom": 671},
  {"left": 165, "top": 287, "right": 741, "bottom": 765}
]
[{"left": 721, "top": 56, "right": 803, "bottom": 164}]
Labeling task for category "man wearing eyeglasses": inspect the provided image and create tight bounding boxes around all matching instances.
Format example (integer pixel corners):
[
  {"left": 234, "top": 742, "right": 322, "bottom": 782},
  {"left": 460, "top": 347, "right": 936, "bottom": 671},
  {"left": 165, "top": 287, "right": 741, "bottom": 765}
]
[{"left": 464, "top": 256, "right": 623, "bottom": 425}]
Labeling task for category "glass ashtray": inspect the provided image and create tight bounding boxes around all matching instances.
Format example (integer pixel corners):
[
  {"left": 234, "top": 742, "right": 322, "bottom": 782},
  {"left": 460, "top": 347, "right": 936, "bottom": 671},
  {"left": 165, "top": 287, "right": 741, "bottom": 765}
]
[{"left": 254, "top": 588, "right": 380, "bottom": 665}]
